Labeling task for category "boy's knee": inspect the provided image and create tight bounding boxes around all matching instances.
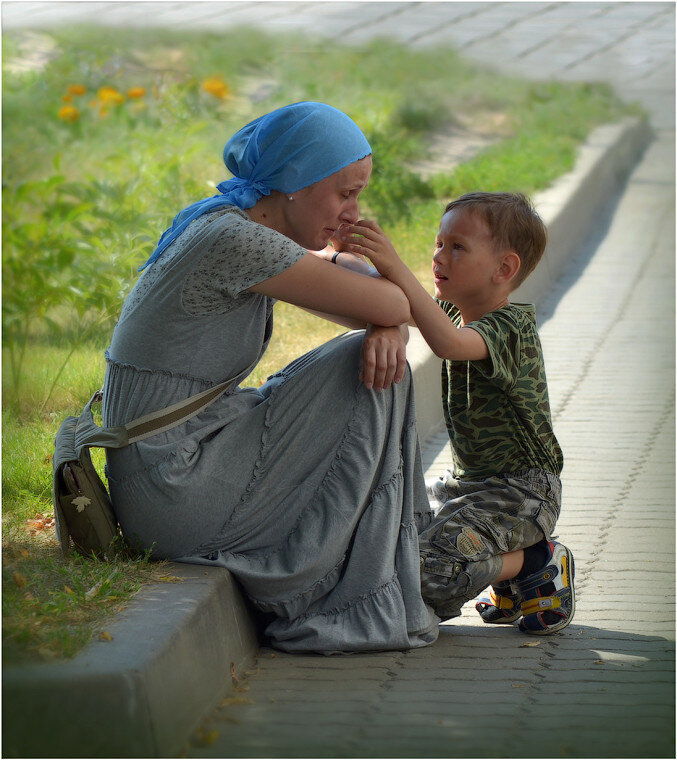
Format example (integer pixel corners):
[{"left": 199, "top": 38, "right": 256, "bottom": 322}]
[{"left": 421, "top": 519, "right": 497, "bottom": 563}]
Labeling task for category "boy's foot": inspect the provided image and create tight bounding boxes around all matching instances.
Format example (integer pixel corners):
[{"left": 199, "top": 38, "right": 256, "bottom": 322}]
[
  {"left": 515, "top": 540, "right": 575, "bottom": 635},
  {"left": 475, "top": 581, "right": 522, "bottom": 624}
]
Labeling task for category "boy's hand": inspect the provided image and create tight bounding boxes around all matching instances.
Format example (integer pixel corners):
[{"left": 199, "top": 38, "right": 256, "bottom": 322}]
[{"left": 337, "top": 220, "right": 403, "bottom": 280}]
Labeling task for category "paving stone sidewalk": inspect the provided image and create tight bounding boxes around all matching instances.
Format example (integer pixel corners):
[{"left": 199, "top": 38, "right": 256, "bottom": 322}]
[{"left": 181, "top": 133, "right": 675, "bottom": 760}]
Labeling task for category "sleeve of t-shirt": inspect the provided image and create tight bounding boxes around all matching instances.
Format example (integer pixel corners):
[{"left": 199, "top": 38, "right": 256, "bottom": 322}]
[
  {"left": 465, "top": 310, "right": 522, "bottom": 389},
  {"left": 183, "top": 212, "right": 308, "bottom": 312},
  {"left": 187, "top": 209, "right": 308, "bottom": 299}
]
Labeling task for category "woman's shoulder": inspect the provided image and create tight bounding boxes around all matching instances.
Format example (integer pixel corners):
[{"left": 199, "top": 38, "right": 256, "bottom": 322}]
[{"left": 199, "top": 206, "right": 305, "bottom": 260}]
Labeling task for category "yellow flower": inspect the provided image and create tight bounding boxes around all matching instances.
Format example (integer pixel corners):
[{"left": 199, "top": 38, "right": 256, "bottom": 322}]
[
  {"left": 126, "top": 86, "right": 146, "bottom": 99},
  {"left": 58, "top": 105, "right": 80, "bottom": 122},
  {"left": 97, "top": 86, "right": 124, "bottom": 105},
  {"left": 67, "top": 84, "right": 87, "bottom": 96},
  {"left": 202, "top": 76, "right": 230, "bottom": 99}
]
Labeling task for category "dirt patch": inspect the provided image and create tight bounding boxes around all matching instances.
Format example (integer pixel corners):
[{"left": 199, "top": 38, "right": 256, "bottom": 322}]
[
  {"left": 4, "top": 30, "right": 61, "bottom": 74},
  {"left": 411, "top": 111, "right": 511, "bottom": 179}
]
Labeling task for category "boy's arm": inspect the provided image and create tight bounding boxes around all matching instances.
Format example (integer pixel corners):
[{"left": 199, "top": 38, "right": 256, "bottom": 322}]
[{"left": 339, "top": 220, "right": 489, "bottom": 362}]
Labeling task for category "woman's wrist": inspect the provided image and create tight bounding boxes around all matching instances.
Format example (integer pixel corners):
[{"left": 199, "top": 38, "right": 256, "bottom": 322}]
[{"left": 332, "top": 250, "right": 380, "bottom": 278}]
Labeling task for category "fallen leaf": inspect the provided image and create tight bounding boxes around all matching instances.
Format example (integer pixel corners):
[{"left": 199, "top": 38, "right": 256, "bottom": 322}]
[
  {"left": 98, "top": 631, "right": 113, "bottom": 641},
  {"left": 192, "top": 729, "right": 219, "bottom": 747},
  {"left": 519, "top": 640, "right": 541, "bottom": 647},
  {"left": 64, "top": 585, "right": 74, "bottom": 595},
  {"left": 13, "top": 571, "right": 27, "bottom": 587},
  {"left": 156, "top": 574, "right": 183, "bottom": 583},
  {"left": 219, "top": 697, "right": 253, "bottom": 707},
  {"left": 230, "top": 662, "right": 240, "bottom": 683},
  {"left": 594, "top": 659, "right": 604, "bottom": 665},
  {"left": 85, "top": 580, "right": 104, "bottom": 600}
]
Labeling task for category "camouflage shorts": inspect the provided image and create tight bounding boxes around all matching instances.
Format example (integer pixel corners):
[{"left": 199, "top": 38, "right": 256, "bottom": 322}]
[{"left": 419, "top": 468, "right": 561, "bottom": 620}]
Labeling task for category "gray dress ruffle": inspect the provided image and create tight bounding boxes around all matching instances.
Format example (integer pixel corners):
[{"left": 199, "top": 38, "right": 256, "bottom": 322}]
[{"left": 103, "top": 207, "right": 439, "bottom": 653}]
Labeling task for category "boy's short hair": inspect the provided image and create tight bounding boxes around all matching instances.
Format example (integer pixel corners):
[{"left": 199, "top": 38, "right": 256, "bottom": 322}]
[{"left": 444, "top": 192, "right": 547, "bottom": 288}]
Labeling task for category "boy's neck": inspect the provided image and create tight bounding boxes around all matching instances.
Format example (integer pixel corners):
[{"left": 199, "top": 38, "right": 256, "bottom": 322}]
[{"left": 458, "top": 293, "right": 511, "bottom": 326}]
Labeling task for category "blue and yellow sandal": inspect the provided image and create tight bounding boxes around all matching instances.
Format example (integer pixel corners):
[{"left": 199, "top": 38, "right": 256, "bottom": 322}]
[
  {"left": 475, "top": 581, "right": 523, "bottom": 624},
  {"left": 516, "top": 540, "right": 575, "bottom": 635}
]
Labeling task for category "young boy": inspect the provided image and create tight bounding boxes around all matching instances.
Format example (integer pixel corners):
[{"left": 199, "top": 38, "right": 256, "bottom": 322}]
[{"left": 337, "top": 192, "right": 574, "bottom": 635}]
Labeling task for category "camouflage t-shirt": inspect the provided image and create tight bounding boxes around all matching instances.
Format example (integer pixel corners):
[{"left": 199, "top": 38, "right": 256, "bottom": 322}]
[{"left": 439, "top": 301, "right": 563, "bottom": 479}]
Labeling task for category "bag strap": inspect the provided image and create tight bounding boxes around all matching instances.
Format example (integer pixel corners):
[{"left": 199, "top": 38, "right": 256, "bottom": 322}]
[
  {"left": 79, "top": 357, "right": 259, "bottom": 451},
  {"left": 123, "top": 376, "right": 235, "bottom": 443}
]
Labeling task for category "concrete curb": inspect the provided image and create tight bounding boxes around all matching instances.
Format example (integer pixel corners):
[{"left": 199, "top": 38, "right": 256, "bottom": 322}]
[
  {"left": 2, "top": 116, "right": 652, "bottom": 759},
  {"left": 3, "top": 565, "right": 258, "bottom": 758}
]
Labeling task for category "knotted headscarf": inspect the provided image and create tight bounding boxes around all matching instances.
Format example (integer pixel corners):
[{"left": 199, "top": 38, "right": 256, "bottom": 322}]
[{"left": 140, "top": 101, "right": 372, "bottom": 269}]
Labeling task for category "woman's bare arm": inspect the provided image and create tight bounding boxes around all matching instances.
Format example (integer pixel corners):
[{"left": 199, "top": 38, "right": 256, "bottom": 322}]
[{"left": 247, "top": 252, "right": 410, "bottom": 327}]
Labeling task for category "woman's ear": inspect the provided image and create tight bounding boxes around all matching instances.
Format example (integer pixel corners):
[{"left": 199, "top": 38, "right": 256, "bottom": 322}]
[{"left": 493, "top": 251, "right": 521, "bottom": 285}]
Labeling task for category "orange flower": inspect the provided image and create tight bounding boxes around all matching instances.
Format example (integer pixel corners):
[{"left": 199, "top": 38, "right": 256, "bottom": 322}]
[
  {"left": 126, "top": 86, "right": 146, "bottom": 99},
  {"left": 67, "top": 84, "right": 87, "bottom": 96},
  {"left": 202, "top": 76, "right": 230, "bottom": 99},
  {"left": 58, "top": 105, "right": 80, "bottom": 122},
  {"left": 61, "top": 93, "right": 73, "bottom": 103},
  {"left": 97, "top": 86, "right": 124, "bottom": 105}
]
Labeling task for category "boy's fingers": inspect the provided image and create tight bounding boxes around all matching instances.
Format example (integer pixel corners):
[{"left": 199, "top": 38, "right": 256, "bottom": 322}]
[
  {"left": 355, "top": 219, "right": 382, "bottom": 233},
  {"left": 342, "top": 221, "right": 381, "bottom": 240}
]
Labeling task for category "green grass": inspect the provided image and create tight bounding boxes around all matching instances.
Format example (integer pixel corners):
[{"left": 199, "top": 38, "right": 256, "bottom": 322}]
[{"left": 2, "top": 24, "right": 638, "bottom": 663}]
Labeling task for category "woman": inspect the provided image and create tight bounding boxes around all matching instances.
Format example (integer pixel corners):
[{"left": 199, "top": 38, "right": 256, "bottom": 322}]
[{"left": 103, "top": 102, "right": 439, "bottom": 653}]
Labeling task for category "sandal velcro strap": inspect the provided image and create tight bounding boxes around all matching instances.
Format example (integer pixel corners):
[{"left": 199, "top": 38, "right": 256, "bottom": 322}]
[
  {"left": 490, "top": 588, "right": 517, "bottom": 610},
  {"left": 515, "top": 562, "right": 559, "bottom": 593},
  {"left": 521, "top": 594, "right": 564, "bottom": 616}
]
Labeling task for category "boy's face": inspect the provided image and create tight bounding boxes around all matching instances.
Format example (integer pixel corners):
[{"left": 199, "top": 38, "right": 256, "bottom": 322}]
[{"left": 432, "top": 208, "right": 503, "bottom": 304}]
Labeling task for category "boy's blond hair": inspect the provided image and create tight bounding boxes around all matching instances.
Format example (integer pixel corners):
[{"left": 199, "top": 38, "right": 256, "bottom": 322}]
[{"left": 444, "top": 192, "right": 547, "bottom": 288}]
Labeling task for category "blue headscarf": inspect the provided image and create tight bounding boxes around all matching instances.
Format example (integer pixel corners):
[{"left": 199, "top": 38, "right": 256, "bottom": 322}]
[{"left": 140, "top": 102, "right": 372, "bottom": 269}]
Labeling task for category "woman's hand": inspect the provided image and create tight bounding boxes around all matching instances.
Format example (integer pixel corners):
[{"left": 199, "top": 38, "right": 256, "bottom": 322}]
[
  {"left": 359, "top": 324, "right": 409, "bottom": 391},
  {"left": 337, "top": 220, "right": 404, "bottom": 280}
]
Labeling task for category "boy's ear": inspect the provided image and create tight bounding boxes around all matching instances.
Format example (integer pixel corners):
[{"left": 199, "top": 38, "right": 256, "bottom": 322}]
[{"left": 493, "top": 251, "right": 521, "bottom": 285}]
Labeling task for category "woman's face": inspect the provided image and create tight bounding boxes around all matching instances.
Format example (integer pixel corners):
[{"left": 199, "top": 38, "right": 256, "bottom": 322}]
[{"left": 281, "top": 155, "right": 372, "bottom": 251}]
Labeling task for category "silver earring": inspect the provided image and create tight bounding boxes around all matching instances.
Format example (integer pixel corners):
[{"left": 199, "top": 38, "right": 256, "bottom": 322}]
[{"left": 288, "top": 195, "right": 294, "bottom": 201}]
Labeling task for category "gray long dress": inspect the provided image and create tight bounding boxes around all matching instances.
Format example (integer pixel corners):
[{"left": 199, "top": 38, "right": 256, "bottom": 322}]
[{"left": 103, "top": 206, "right": 439, "bottom": 653}]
